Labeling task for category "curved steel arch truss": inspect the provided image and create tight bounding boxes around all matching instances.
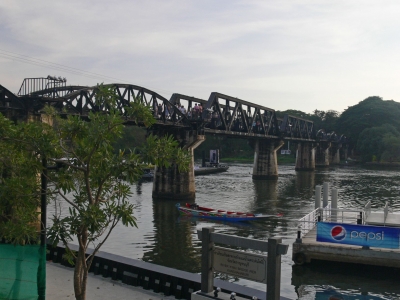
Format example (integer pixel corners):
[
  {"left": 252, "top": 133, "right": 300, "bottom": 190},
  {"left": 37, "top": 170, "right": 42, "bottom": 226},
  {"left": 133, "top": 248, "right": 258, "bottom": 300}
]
[{"left": 47, "top": 84, "right": 192, "bottom": 127}]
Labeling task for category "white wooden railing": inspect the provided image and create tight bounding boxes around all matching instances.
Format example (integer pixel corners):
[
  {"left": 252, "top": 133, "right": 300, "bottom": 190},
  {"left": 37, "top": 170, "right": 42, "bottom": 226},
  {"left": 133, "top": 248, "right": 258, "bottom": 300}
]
[
  {"left": 365, "top": 201, "right": 371, "bottom": 219},
  {"left": 298, "top": 208, "right": 320, "bottom": 236},
  {"left": 298, "top": 204, "right": 363, "bottom": 236},
  {"left": 297, "top": 183, "right": 363, "bottom": 237},
  {"left": 384, "top": 201, "right": 389, "bottom": 224}
]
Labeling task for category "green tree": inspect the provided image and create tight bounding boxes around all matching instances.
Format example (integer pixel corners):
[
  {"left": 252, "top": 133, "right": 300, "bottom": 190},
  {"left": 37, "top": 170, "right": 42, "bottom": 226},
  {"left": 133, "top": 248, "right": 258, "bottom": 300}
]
[
  {"left": 309, "top": 109, "right": 340, "bottom": 132},
  {"left": 112, "top": 126, "right": 148, "bottom": 153},
  {"left": 0, "top": 115, "right": 59, "bottom": 243},
  {"left": 275, "top": 109, "right": 311, "bottom": 119},
  {"left": 381, "top": 134, "right": 400, "bottom": 162},
  {"left": 357, "top": 124, "right": 400, "bottom": 162},
  {"left": 336, "top": 96, "right": 400, "bottom": 147},
  {"left": 0, "top": 85, "right": 190, "bottom": 300},
  {"left": 276, "top": 109, "right": 339, "bottom": 133}
]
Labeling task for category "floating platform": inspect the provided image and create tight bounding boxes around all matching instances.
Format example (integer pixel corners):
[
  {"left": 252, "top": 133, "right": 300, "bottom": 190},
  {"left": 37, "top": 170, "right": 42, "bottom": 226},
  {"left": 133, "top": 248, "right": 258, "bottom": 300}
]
[
  {"left": 292, "top": 183, "right": 400, "bottom": 268},
  {"left": 194, "top": 165, "right": 228, "bottom": 176},
  {"left": 292, "top": 227, "right": 400, "bottom": 268}
]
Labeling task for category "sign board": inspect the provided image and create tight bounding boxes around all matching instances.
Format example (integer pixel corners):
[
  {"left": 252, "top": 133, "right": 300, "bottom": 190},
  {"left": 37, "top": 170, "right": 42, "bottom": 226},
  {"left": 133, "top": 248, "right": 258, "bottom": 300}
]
[
  {"left": 280, "top": 149, "right": 291, "bottom": 155},
  {"left": 212, "top": 246, "right": 267, "bottom": 283},
  {"left": 209, "top": 150, "right": 219, "bottom": 164},
  {"left": 317, "top": 222, "right": 400, "bottom": 249}
]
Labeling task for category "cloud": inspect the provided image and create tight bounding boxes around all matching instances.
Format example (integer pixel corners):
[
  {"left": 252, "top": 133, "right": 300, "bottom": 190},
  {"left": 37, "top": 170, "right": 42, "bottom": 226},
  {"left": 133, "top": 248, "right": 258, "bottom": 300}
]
[{"left": 1, "top": 0, "right": 400, "bottom": 113}]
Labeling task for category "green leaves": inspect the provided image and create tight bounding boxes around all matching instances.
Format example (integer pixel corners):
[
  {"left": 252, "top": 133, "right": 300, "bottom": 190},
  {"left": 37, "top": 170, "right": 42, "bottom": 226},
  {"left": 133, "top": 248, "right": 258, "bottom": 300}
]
[
  {"left": 0, "top": 84, "right": 193, "bottom": 300},
  {"left": 337, "top": 96, "right": 400, "bottom": 143},
  {"left": 141, "top": 134, "right": 191, "bottom": 171},
  {"left": 357, "top": 124, "right": 400, "bottom": 162},
  {"left": 0, "top": 83, "right": 189, "bottom": 262}
]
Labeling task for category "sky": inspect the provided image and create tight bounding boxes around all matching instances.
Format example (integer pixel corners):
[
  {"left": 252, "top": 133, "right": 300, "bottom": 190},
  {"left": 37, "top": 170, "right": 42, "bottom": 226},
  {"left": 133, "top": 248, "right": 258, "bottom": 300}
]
[{"left": 1, "top": 0, "right": 400, "bottom": 114}]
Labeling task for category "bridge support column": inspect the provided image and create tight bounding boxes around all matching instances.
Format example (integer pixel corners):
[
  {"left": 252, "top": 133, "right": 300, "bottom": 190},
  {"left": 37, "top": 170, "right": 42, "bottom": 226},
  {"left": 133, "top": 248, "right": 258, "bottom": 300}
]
[
  {"left": 329, "top": 145, "right": 341, "bottom": 165},
  {"left": 152, "top": 130, "right": 205, "bottom": 200},
  {"left": 341, "top": 144, "right": 348, "bottom": 161},
  {"left": 251, "top": 139, "right": 284, "bottom": 180},
  {"left": 295, "top": 142, "right": 316, "bottom": 171},
  {"left": 315, "top": 142, "right": 331, "bottom": 167}
]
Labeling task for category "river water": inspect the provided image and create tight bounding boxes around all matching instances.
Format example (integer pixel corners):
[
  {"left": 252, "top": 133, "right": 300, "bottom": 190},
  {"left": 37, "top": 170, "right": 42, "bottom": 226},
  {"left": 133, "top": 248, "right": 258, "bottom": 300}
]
[{"left": 50, "top": 163, "right": 400, "bottom": 299}]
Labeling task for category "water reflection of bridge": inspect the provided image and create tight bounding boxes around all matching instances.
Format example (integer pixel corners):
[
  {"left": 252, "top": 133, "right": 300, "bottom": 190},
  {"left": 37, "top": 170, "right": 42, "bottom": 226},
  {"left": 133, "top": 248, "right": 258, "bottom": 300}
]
[{"left": 0, "top": 77, "right": 347, "bottom": 200}]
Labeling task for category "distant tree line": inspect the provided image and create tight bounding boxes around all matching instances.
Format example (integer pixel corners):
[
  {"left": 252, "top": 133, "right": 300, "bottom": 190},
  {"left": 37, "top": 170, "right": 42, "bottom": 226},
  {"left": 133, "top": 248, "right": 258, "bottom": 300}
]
[
  {"left": 277, "top": 96, "right": 400, "bottom": 163},
  {"left": 119, "top": 96, "right": 400, "bottom": 163}
]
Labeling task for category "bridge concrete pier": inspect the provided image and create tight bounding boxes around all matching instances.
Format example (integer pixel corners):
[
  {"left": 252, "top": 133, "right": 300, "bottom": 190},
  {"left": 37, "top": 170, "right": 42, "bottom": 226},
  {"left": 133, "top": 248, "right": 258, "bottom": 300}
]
[
  {"left": 251, "top": 139, "right": 284, "bottom": 180},
  {"left": 295, "top": 142, "right": 316, "bottom": 171},
  {"left": 152, "top": 130, "right": 205, "bottom": 200},
  {"left": 329, "top": 145, "right": 341, "bottom": 164},
  {"left": 341, "top": 144, "right": 348, "bottom": 161},
  {"left": 315, "top": 142, "right": 331, "bottom": 167}
]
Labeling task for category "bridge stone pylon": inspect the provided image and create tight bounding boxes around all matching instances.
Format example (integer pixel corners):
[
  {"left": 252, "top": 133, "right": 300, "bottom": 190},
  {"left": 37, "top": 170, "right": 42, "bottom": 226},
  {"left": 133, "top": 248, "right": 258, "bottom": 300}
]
[
  {"left": 315, "top": 142, "right": 331, "bottom": 167},
  {"left": 151, "top": 127, "right": 205, "bottom": 201},
  {"left": 250, "top": 139, "right": 284, "bottom": 180},
  {"left": 295, "top": 142, "right": 316, "bottom": 171},
  {"left": 329, "top": 144, "right": 341, "bottom": 164}
]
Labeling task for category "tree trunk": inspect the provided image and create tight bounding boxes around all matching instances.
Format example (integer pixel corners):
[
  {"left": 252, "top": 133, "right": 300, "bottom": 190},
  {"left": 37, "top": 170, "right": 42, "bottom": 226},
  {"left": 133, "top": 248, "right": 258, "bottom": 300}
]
[{"left": 74, "top": 231, "right": 88, "bottom": 300}]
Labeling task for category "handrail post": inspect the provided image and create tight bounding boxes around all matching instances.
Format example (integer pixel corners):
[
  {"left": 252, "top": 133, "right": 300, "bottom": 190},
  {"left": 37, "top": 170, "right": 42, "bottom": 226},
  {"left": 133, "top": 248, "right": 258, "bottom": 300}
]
[
  {"left": 267, "top": 237, "right": 283, "bottom": 300},
  {"left": 296, "top": 226, "right": 302, "bottom": 243},
  {"left": 323, "top": 182, "right": 329, "bottom": 208},
  {"left": 331, "top": 188, "right": 338, "bottom": 222},
  {"left": 357, "top": 212, "right": 362, "bottom": 224},
  {"left": 201, "top": 227, "right": 214, "bottom": 293},
  {"left": 315, "top": 185, "right": 321, "bottom": 209}
]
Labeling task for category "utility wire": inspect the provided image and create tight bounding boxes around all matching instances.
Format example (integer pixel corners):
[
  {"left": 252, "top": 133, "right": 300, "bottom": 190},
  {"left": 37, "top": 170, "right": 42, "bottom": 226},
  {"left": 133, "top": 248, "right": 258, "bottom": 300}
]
[
  {"left": 0, "top": 49, "right": 126, "bottom": 83},
  {"left": 0, "top": 49, "right": 174, "bottom": 95}
]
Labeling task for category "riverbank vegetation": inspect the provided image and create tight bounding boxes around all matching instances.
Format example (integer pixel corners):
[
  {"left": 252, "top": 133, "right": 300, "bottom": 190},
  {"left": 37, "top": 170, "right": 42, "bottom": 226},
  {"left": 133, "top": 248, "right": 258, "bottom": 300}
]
[
  {"left": 0, "top": 85, "right": 190, "bottom": 300},
  {"left": 113, "top": 96, "right": 400, "bottom": 164},
  {"left": 197, "top": 96, "right": 400, "bottom": 164},
  {"left": 194, "top": 136, "right": 296, "bottom": 164}
]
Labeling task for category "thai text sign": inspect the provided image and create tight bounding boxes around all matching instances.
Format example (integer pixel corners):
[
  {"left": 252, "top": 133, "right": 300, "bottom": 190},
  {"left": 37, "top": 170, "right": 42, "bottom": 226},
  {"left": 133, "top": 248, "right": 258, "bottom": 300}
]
[
  {"left": 317, "top": 222, "right": 400, "bottom": 249},
  {"left": 213, "top": 246, "right": 267, "bottom": 283}
]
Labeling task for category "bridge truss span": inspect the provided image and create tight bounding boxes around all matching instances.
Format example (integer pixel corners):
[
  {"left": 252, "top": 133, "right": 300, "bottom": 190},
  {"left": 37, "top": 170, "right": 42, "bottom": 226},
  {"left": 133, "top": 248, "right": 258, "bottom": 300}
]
[
  {"left": 171, "top": 91, "right": 314, "bottom": 141},
  {"left": 2, "top": 78, "right": 339, "bottom": 144},
  {"left": 29, "top": 84, "right": 193, "bottom": 128},
  {"left": 201, "top": 92, "right": 279, "bottom": 137},
  {"left": 280, "top": 114, "right": 314, "bottom": 141}
]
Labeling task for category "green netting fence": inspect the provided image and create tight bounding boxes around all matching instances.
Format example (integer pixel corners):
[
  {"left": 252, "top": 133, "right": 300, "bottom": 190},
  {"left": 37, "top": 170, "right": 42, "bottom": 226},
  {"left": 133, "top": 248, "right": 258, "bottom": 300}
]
[{"left": 0, "top": 244, "right": 46, "bottom": 300}]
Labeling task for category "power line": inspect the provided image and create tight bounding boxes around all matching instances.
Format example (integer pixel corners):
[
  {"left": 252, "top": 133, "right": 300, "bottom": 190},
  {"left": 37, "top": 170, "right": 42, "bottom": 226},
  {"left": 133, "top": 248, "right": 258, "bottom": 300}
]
[
  {"left": 0, "top": 48, "right": 174, "bottom": 95},
  {"left": 0, "top": 49, "right": 129, "bottom": 83}
]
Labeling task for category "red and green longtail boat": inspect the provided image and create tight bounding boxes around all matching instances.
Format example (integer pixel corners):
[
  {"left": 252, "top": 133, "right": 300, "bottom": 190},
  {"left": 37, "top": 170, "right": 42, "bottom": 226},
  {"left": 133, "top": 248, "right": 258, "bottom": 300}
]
[{"left": 176, "top": 203, "right": 282, "bottom": 222}]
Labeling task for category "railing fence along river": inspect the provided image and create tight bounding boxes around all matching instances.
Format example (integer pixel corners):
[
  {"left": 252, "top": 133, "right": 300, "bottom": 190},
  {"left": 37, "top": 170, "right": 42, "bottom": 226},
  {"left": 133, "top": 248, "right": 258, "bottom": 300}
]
[{"left": 48, "top": 163, "right": 400, "bottom": 299}]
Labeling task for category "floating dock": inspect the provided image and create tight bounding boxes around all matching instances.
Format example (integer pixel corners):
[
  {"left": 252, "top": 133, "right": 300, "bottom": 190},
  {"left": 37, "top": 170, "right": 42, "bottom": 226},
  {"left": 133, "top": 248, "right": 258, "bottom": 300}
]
[
  {"left": 293, "top": 227, "right": 400, "bottom": 268},
  {"left": 194, "top": 164, "right": 229, "bottom": 176},
  {"left": 292, "top": 183, "right": 400, "bottom": 268}
]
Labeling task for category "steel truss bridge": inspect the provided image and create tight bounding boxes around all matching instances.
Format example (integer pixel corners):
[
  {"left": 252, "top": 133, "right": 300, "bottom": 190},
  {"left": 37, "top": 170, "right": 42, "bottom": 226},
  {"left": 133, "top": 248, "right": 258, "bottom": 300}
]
[{"left": 0, "top": 77, "right": 345, "bottom": 144}]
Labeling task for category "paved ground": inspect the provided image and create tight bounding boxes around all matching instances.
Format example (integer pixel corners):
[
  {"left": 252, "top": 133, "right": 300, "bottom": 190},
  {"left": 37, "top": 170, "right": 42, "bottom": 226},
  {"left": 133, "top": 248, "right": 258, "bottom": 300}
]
[{"left": 46, "top": 262, "right": 177, "bottom": 300}]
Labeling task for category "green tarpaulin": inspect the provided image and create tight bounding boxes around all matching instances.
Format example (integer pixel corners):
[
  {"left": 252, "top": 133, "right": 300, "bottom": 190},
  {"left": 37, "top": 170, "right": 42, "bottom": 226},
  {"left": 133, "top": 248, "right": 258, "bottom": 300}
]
[{"left": 0, "top": 244, "right": 45, "bottom": 300}]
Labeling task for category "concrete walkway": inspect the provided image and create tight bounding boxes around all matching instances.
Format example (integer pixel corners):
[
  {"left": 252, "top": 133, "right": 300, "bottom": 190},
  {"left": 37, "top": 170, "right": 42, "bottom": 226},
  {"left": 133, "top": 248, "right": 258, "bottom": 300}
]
[{"left": 46, "top": 262, "right": 177, "bottom": 300}]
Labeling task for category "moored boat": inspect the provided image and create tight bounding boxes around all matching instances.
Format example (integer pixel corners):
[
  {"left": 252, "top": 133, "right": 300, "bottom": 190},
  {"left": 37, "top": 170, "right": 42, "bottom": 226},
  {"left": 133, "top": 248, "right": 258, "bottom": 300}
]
[
  {"left": 176, "top": 203, "right": 282, "bottom": 222},
  {"left": 194, "top": 164, "right": 229, "bottom": 176},
  {"left": 141, "top": 168, "right": 154, "bottom": 181},
  {"left": 194, "top": 149, "right": 229, "bottom": 176}
]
